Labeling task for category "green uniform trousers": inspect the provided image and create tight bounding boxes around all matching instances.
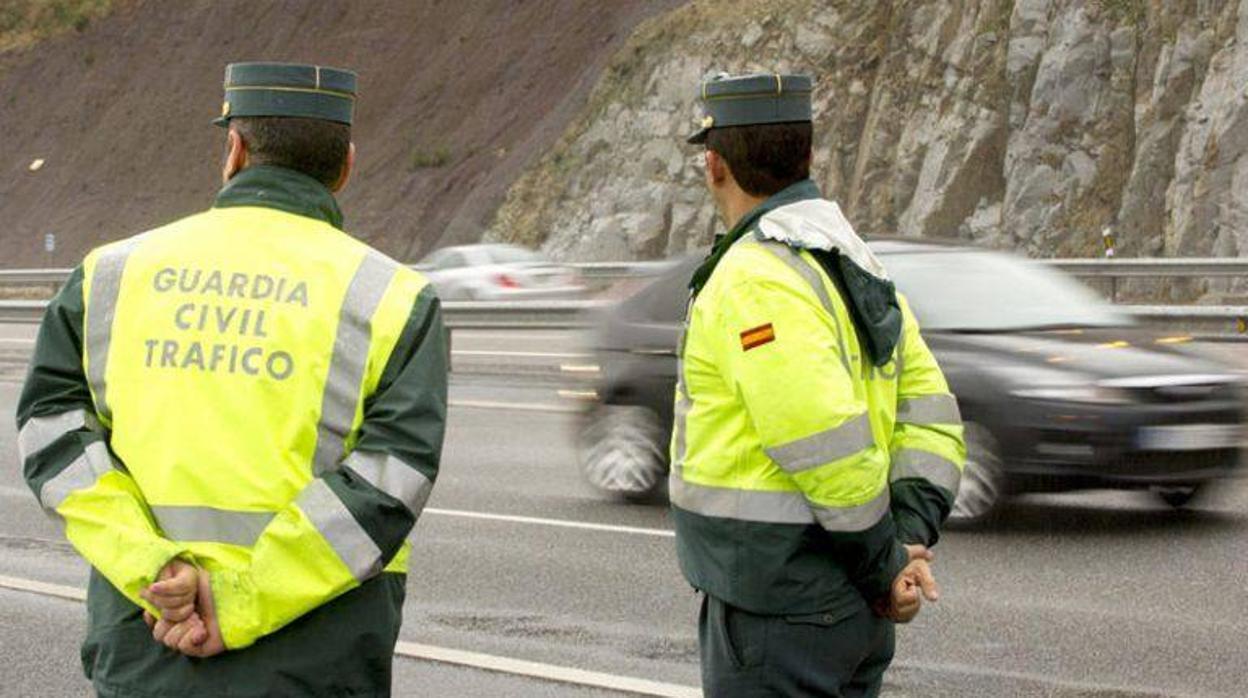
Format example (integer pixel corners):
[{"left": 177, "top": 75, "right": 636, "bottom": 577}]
[
  {"left": 699, "top": 594, "right": 894, "bottom": 698},
  {"left": 84, "top": 571, "right": 406, "bottom": 697}
]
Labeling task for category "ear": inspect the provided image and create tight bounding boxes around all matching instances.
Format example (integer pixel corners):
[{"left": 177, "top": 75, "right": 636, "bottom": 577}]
[
  {"left": 705, "top": 149, "right": 729, "bottom": 186},
  {"left": 331, "top": 142, "right": 356, "bottom": 193},
  {"left": 222, "top": 128, "right": 247, "bottom": 183}
]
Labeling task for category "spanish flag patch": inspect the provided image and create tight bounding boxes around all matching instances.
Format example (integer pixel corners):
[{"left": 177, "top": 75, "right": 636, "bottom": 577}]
[{"left": 740, "top": 323, "right": 776, "bottom": 351}]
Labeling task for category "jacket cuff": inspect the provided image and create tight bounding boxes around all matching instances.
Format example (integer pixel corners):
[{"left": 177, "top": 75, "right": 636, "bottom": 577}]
[
  {"left": 209, "top": 569, "right": 260, "bottom": 650},
  {"left": 123, "top": 547, "right": 191, "bottom": 617},
  {"left": 858, "top": 536, "right": 909, "bottom": 603},
  {"left": 894, "top": 508, "right": 936, "bottom": 548}
]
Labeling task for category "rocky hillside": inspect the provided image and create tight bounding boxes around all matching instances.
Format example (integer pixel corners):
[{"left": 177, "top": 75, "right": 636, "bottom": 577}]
[
  {"left": 0, "top": 0, "right": 682, "bottom": 266},
  {"left": 490, "top": 0, "right": 1248, "bottom": 272}
]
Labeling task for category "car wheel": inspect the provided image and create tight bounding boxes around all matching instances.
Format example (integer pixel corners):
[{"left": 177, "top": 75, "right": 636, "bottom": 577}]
[
  {"left": 579, "top": 404, "right": 668, "bottom": 501},
  {"left": 1154, "top": 485, "right": 1203, "bottom": 509},
  {"left": 947, "top": 422, "right": 1006, "bottom": 526}
]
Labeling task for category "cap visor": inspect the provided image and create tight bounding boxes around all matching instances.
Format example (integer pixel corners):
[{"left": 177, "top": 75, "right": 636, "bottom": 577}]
[
  {"left": 686, "top": 127, "right": 709, "bottom": 145},
  {"left": 212, "top": 116, "right": 230, "bottom": 128}
]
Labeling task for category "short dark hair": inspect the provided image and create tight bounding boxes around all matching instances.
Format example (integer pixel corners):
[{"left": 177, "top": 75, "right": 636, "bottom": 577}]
[
  {"left": 706, "top": 122, "right": 813, "bottom": 197},
  {"left": 231, "top": 116, "right": 351, "bottom": 188}
]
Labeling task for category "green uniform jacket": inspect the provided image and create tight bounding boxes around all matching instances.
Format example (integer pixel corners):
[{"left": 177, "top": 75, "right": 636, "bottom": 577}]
[
  {"left": 15, "top": 166, "right": 448, "bottom": 697},
  {"left": 672, "top": 180, "right": 965, "bottom": 621}
]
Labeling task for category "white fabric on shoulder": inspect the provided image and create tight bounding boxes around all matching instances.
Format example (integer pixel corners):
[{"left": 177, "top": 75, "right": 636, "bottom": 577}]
[{"left": 756, "top": 199, "right": 890, "bottom": 280}]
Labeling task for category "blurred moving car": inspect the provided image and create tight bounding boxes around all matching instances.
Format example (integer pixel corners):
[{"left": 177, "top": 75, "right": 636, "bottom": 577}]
[
  {"left": 419, "top": 244, "right": 585, "bottom": 301},
  {"left": 572, "top": 241, "right": 1246, "bottom": 523}
]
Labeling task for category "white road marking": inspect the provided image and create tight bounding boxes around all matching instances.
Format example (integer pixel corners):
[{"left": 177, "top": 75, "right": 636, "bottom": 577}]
[
  {"left": 0, "top": 485, "right": 32, "bottom": 499},
  {"left": 452, "top": 331, "right": 582, "bottom": 342},
  {"left": 557, "top": 389, "right": 598, "bottom": 401},
  {"left": 0, "top": 485, "right": 671, "bottom": 538},
  {"left": 0, "top": 574, "right": 85, "bottom": 601},
  {"left": 0, "top": 573, "right": 699, "bottom": 697},
  {"left": 559, "top": 363, "right": 601, "bottom": 374},
  {"left": 395, "top": 641, "right": 699, "bottom": 698},
  {"left": 424, "top": 508, "right": 675, "bottom": 538},
  {"left": 892, "top": 659, "right": 1201, "bottom": 698},
  {"left": 0, "top": 342, "right": 588, "bottom": 356},
  {"left": 448, "top": 399, "right": 580, "bottom": 414},
  {"left": 452, "top": 350, "right": 590, "bottom": 360},
  {"left": 0, "top": 377, "right": 582, "bottom": 413}
]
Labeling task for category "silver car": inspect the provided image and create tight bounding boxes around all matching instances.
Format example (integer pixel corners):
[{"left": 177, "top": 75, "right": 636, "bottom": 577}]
[{"left": 419, "top": 244, "right": 586, "bottom": 301}]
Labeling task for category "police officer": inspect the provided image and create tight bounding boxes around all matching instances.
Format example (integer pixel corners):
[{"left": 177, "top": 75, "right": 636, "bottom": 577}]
[
  {"left": 16, "top": 62, "right": 447, "bottom": 696},
  {"left": 671, "top": 73, "right": 967, "bottom": 696}
]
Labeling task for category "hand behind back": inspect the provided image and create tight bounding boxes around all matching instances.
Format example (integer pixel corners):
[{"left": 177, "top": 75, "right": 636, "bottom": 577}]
[
  {"left": 142, "top": 560, "right": 226, "bottom": 657},
  {"left": 873, "top": 545, "right": 940, "bottom": 623}
]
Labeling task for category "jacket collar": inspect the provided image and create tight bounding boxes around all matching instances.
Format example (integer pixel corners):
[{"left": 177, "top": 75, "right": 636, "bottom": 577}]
[
  {"left": 213, "top": 165, "right": 344, "bottom": 230},
  {"left": 756, "top": 198, "right": 890, "bottom": 280},
  {"left": 689, "top": 179, "right": 822, "bottom": 296}
]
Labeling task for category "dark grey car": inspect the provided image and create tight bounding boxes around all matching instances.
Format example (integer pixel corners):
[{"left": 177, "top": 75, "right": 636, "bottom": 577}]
[{"left": 572, "top": 241, "right": 1246, "bottom": 523}]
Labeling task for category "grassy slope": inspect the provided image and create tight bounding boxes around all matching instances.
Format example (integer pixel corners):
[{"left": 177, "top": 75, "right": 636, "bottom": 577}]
[{"left": 0, "top": 0, "right": 113, "bottom": 55}]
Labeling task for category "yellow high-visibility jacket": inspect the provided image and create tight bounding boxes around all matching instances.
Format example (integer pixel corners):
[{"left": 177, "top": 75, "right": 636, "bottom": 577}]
[
  {"left": 672, "top": 180, "right": 964, "bottom": 618},
  {"left": 17, "top": 165, "right": 448, "bottom": 696}
]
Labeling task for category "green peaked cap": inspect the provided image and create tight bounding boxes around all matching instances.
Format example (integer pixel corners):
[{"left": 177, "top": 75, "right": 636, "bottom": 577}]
[
  {"left": 214, "top": 61, "right": 357, "bottom": 127},
  {"left": 687, "top": 72, "right": 813, "bottom": 144}
]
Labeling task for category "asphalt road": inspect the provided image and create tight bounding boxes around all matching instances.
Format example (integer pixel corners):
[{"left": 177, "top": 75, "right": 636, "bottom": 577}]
[{"left": 2, "top": 325, "right": 1248, "bottom": 696}]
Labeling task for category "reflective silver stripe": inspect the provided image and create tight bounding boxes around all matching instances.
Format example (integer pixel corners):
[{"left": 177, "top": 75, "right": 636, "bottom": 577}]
[
  {"left": 672, "top": 325, "right": 692, "bottom": 471},
  {"left": 671, "top": 386, "right": 691, "bottom": 470},
  {"left": 17, "top": 409, "right": 101, "bottom": 461},
  {"left": 297, "top": 479, "right": 383, "bottom": 581},
  {"left": 670, "top": 472, "right": 890, "bottom": 532},
  {"left": 810, "top": 488, "right": 890, "bottom": 533},
  {"left": 895, "top": 314, "right": 907, "bottom": 376},
  {"left": 670, "top": 293, "right": 694, "bottom": 474},
  {"left": 38, "top": 440, "right": 114, "bottom": 512},
  {"left": 891, "top": 448, "right": 962, "bottom": 493},
  {"left": 751, "top": 237, "right": 853, "bottom": 376},
  {"left": 343, "top": 451, "right": 433, "bottom": 517},
  {"left": 151, "top": 506, "right": 275, "bottom": 547},
  {"left": 313, "top": 253, "right": 398, "bottom": 474},
  {"left": 669, "top": 474, "right": 814, "bottom": 525},
  {"left": 764, "top": 413, "right": 874, "bottom": 473},
  {"left": 86, "top": 238, "right": 142, "bottom": 423},
  {"left": 897, "top": 394, "right": 961, "bottom": 425},
  {"left": 751, "top": 235, "right": 837, "bottom": 313}
]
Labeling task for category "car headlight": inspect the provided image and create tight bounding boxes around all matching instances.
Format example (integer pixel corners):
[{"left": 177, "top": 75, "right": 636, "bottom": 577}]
[
  {"left": 994, "top": 365, "right": 1134, "bottom": 405},
  {"left": 1010, "top": 385, "right": 1133, "bottom": 405}
]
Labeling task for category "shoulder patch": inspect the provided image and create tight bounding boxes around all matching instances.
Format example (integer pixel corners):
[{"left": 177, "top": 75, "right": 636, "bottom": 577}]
[{"left": 740, "top": 323, "right": 775, "bottom": 351}]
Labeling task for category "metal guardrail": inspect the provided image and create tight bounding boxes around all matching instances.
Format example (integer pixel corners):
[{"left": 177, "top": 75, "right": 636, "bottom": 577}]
[
  {"left": 0, "top": 299, "right": 609, "bottom": 329},
  {"left": 3, "top": 259, "right": 1248, "bottom": 332},
  {"left": 1049, "top": 258, "right": 1248, "bottom": 277},
  {"left": 1125, "top": 305, "right": 1248, "bottom": 319},
  {"left": 570, "top": 260, "right": 682, "bottom": 279},
  {"left": 0, "top": 263, "right": 682, "bottom": 287},
  {"left": 440, "top": 300, "right": 606, "bottom": 330},
  {"left": 3, "top": 258, "right": 1248, "bottom": 287},
  {"left": 0, "top": 301, "right": 48, "bottom": 324},
  {"left": 0, "top": 269, "right": 71, "bottom": 284},
  {"left": 2, "top": 298, "right": 1246, "bottom": 333}
]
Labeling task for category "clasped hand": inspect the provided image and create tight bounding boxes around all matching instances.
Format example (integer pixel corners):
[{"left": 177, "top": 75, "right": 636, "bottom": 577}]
[
  {"left": 873, "top": 544, "right": 941, "bottom": 624},
  {"left": 140, "top": 559, "right": 226, "bottom": 657}
]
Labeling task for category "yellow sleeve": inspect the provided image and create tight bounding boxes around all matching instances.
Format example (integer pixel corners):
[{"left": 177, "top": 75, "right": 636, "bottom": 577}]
[
  {"left": 17, "top": 269, "right": 186, "bottom": 615},
  {"left": 888, "top": 295, "right": 966, "bottom": 545}
]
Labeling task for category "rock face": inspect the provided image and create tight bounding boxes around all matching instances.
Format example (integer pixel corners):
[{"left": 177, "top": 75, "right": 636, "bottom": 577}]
[{"left": 489, "top": 0, "right": 1248, "bottom": 276}]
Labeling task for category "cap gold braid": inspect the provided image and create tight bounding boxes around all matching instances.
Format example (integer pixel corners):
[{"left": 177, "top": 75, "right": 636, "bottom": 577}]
[{"left": 224, "top": 85, "right": 356, "bottom": 100}]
